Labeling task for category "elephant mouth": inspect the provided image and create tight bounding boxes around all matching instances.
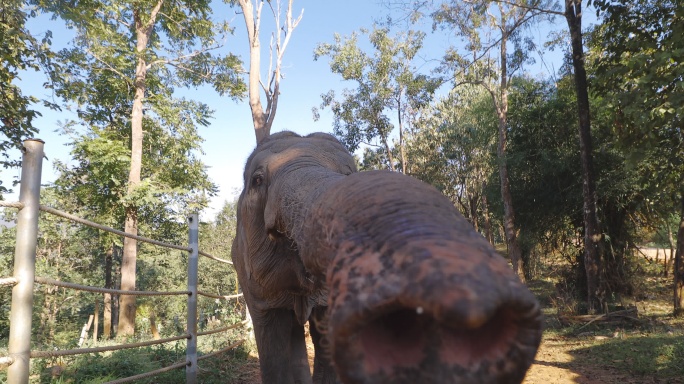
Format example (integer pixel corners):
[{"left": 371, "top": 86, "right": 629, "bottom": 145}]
[{"left": 330, "top": 299, "right": 542, "bottom": 383}]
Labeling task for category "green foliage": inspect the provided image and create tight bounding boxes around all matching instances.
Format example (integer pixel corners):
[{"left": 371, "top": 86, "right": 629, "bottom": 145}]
[
  {"left": 0, "top": 191, "right": 243, "bottom": 379},
  {"left": 578, "top": 335, "right": 684, "bottom": 378},
  {"left": 197, "top": 201, "right": 241, "bottom": 323},
  {"left": 432, "top": 0, "right": 555, "bottom": 87},
  {"left": 590, "top": 0, "right": 682, "bottom": 135},
  {"left": 406, "top": 85, "right": 497, "bottom": 227},
  {"left": 314, "top": 25, "right": 439, "bottom": 169},
  {"left": 0, "top": 0, "right": 58, "bottom": 193},
  {"left": 43, "top": 0, "right": 234, "bottom": 252},
  {"left": 18, "top": 336, "right": 251, "bottom": 383},
  {"left": 589, "top": 0, "right": 683, "bottom": 214}
]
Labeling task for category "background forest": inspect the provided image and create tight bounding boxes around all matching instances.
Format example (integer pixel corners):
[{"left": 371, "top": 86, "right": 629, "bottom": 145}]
[{"left": 1, "top": 0, "right": 682, "bottom": 382}]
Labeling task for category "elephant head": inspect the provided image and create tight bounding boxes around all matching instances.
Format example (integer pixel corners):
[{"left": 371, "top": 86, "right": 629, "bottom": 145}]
[{"left": 232, "top": 131, "right": 542, "bottom": 384}]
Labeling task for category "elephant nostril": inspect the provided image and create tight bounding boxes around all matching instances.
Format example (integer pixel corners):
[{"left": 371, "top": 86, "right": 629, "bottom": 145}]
[
  {"left": 437, "top": 307, "right": 523, "bottom": 367},
  {"left": 359, "top": 308, "right": 427, "bottom": 373},
  {"left": 346, "top": 302, "right": 541, "bottom": 381}
]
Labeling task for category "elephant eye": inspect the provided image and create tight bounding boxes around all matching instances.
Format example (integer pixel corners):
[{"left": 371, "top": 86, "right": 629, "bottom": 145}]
[{"left": 252, "top": 174, "right": 264, "bottom": 188}]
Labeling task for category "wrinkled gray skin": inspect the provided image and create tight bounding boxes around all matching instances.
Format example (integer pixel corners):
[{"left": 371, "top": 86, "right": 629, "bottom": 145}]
[{"left": 232, "top": 132, "right": 542, "bottom": 384}]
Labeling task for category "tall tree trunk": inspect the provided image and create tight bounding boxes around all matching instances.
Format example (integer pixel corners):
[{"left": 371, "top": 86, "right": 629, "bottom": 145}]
[
  {"left": 397, "top": 97, "right": 407, "bottom": 174},
  {"left": 674, "top": 195, "right": 684, "bottom": 317},
  {"left": 666, "top": 223, "right": 675, "bottom": 277},
  {"left": 119, "top": 1, "right": 163, "bottom": 337},
  {"left": 239, "top": 0, "right": 269, "bottom": 143},
  {"left": 382, "top": 137, "right": 397, "bottom": 172},
  {"left": 494, "top": 22, "right": 525, "bottom": 282},
  {"left": 103, "top": 244, "right": 113, "bottom": 339},
  {"left": 237, "top": 0, "right": 300, "bottom": 143},
  {"left": 482, "top": 181, "right": 494, "bottom": 245},
  {"left": 93, "top": 300, "right": 99, "bottom": 343},
  {"left": 469, "top": 195, "right": 479, "bottom": 232},
  {"left": 565, "top": 0, "right": 602, "bottom": 314}
]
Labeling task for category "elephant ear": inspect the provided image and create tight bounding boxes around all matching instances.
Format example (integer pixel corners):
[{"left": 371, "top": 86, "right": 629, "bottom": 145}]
[{"left": 234, "top": 222, "right": 252, "bottom": 279}]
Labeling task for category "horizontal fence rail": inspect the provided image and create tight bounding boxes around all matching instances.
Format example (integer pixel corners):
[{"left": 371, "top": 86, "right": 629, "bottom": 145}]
[
  {"left": 0, "top": 357, "right": 14, "bottom": 367},
  {"left": 196, "top": 320, "right": 250, "bottom": 337},
  {"left": 38, "top": 205, "right": 192, "bottom": 252},
  {"left": 198, "top": 250, "right": 233, "bottom": 264},
  {"left": 35, "top": 276, "right": 191, "bottom": 296},
  {"left": 1, "top": 139, "right": 248, "bottom": 384},
  {"left": 104, "top": 361, "right": 190, "bottom": 384},
  {"left": 196, "top": 339, "right": 246, "bottom": 362},
  {"left": 0, "top": 201, "right": 24, "bottom": 209},
  {"left": 30, "top": 334, "right": 191, "bottom": 359},
  {"left": 197, "top": 290, "right": 244, "bottom": 300},
  {"left": 0, "top": 277, "right": 18, "bottom": 287}
]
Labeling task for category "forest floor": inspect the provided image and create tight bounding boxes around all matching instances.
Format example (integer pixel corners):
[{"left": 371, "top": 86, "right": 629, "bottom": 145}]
[
  {"left": 223, "top": 254, "right": 684, "bottom": 384},
  {"left": 519, "top": 253, "right": 684, "bottom": 384}
]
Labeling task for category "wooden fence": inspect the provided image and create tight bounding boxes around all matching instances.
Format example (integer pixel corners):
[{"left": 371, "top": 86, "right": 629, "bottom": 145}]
[{"left": 0, "top": 139, "right": 246, "bottom": 383}]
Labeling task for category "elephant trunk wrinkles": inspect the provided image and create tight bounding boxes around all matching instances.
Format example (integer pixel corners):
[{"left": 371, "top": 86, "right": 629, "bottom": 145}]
[
  {"left": 286, "top": 170, "right": 543, "bottom": 384},
  {"left": 237, "top": 132, "right": 541, "bottom": 384}
]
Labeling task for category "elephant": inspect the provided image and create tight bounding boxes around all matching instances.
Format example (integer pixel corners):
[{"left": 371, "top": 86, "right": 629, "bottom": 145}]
[{"left": 231, "top": 131, "right": 543, "bottom": 384}]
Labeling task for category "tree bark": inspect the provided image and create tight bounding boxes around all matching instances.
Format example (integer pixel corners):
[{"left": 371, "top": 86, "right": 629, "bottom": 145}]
[
  {"left": 237, "top": 0, "right": 300, "bottom": 143},
  {"left": 119, "top": 1, "right": 163, "bottom": 337},
  {"left": 93, "top": 300, "right": 99, "bottom": 343},
  {"left": 382, "top": 137, "right": 397, "bottom": 172},
  {"left": 674, "top": 195, "right": 684, "bottom": 317},
  {"left": 565, "top": 0, "right": 602, "bottom": 314},
  {"left": 103, "top": 244, "right": 113, "bottom": 339},
  {"left": 397, "top": 96, "right": 407, "bottom": 173},
  {"left": 482, "top": 181, "right": 494, "bottom": 245},
  {"left": 666, "top": 223, "right": 675, "bottom": 277},
  {"left": 494, "top": 19, "right": 525, "bottom": 282},
  {"left": 238, "top": 0, "right": 269, "bottom": 143}
]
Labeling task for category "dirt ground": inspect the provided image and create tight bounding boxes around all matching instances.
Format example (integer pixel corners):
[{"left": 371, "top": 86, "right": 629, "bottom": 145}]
[
  {"left": 524, "top": 334, "right": 683, "bottom": 384},
  {"left": 524, "top": 336, "right": 639, "bottom": 384}
]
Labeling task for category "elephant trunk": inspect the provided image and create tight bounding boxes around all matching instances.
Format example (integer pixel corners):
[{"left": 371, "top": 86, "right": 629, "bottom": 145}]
[{"left": 300, "top": 171, "right": 542, "bottom": 384}]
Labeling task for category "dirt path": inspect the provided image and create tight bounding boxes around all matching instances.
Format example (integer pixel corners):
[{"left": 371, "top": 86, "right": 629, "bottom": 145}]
[
  {"left": 522, "top": 335, "right": 633, "bottom": 384},
  {"left": 524, "top": 335, "right": 683, "bottom": 384}
]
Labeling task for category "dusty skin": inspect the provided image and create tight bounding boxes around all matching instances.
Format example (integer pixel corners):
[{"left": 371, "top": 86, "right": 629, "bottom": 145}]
[
  {"left": 227, "top": 313, "right": 683, "bottom": 384},
  {"left": 225, "top": 252, "right": 684, "bottom": 384}
]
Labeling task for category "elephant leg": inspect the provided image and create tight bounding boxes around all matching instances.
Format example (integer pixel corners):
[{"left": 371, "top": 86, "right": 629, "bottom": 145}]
[
  {"left": 252, "top": 307, "right": 296, "bottom": 384},
  {"left": 310, "top": 307, "right": 339, "bottom": 384},
  {"left": 290, "top": 313, "right": 313, "bottom": 384}
]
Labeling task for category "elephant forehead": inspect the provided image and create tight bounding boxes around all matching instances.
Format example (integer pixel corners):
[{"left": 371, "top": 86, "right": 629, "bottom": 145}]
[
  {"left": 267, "top": 146, "right": 310, "bottom": 171},
  {"left": 253, "top": 138, "right": 352, "bottom": 172}
]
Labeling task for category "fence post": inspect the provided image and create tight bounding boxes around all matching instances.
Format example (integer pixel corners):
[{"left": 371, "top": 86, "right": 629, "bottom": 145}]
[
  {"left": 7, "top": 139, "right": 44, "bottom": 384},
  {"left": 186, "top": 214, "right": 199, "bottom": 384}
]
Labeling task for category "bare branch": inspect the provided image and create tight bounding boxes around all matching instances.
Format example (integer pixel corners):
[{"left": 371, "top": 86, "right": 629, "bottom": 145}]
[
  {"left": 145, "top": 43, "right": 223, "bottom": 70},
  {"left": 236, "top": 0, "right": 303, "bottom": 142},
  {"left": 493, "top": 0, "right": 564, "bottom": 17},
  {"left": 144, "top": 0, "right": 165, "bottom": 32}
]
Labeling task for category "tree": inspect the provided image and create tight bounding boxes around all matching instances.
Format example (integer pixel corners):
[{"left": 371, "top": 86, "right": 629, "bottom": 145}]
[
  {"left": 590, "top": 0, "right": 683, "bottom": 315},
  {"left": 231, "top": 0, "right": 303, "bottom": 143},
  {"left": 561, "top": 0, "right": 604, "bottom": 314},
  {"left": 40, "top": 0, "right": 244, "bottom": 336},
  {"left": 314, "top": 26, "right": 438, "bottom": 172},
  {"left": 0, "top": 0, "right": 56, "bottom": 194},
  {"left": 426, "top": 0, "right": 605, "bottom": 309},
  {"left": 433, "top": 0, "right": 552, "bottom": 281},
  {"left": 406, "top": 85, "right": 497, "bottom": 235},
  {"left": 504, "top": 75, "right": 584, "bottom": 279}
]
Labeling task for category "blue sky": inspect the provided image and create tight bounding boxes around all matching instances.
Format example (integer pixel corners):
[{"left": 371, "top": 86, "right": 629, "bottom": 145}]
[{"left": 4, "top": 0, "right": 586, "bottom": 220}]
